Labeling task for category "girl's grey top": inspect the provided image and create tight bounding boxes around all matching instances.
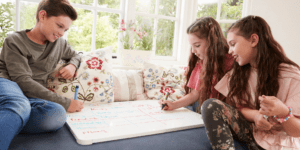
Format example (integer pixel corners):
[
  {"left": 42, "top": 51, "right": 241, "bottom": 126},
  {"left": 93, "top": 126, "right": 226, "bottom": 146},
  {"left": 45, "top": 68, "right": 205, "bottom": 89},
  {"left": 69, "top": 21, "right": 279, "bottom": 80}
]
[{"left": 0, "top": 29, "right": 81, "bottom": 110}]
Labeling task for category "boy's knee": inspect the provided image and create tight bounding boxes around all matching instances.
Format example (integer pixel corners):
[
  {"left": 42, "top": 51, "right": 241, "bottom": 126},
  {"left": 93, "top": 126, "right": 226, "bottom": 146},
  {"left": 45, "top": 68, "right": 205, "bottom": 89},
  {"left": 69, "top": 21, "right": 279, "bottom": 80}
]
[
  {"left": 23, "top": 102, "right": 67, "bottom": 133},
  {"left": 5, "top": 98, "right": 31, "bottom": 125},
  {"left": 17, "top": 98, "right": 31, "bottom": 113},
  {"left": 45, "top": 103, "right": 67, "bottom": 131}
]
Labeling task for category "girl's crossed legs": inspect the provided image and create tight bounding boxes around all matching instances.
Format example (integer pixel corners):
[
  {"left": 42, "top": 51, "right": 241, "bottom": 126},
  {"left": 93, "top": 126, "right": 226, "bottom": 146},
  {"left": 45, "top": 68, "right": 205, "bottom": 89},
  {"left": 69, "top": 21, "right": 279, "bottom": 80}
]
[{"left": 201, "top": 98, "right": 265, "bottom": 150}]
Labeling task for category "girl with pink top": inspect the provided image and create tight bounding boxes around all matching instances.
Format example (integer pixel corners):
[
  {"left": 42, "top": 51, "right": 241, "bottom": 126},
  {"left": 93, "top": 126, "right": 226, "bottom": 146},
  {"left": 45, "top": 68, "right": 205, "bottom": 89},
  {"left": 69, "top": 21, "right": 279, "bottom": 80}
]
[
  {"left": 159, "top": 17, "right": 233, "bottom": 113},
  {"left": 202, "top": 15, "right": 300, "bottom": 150}
]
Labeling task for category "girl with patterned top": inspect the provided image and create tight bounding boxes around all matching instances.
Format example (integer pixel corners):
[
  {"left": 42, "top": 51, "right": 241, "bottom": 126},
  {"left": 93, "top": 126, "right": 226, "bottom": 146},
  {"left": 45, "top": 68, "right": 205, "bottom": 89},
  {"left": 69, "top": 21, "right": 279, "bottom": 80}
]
[
  {"left": 159, "top": 17, "right": 234, "bottom": 113},
  {"left": 202, "top": 15, "right": 300, "bottom": 150}
]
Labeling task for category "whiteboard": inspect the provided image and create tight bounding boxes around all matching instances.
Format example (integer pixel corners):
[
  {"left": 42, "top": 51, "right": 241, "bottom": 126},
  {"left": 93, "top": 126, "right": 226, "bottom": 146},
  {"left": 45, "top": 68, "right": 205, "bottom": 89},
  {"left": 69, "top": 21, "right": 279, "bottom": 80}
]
[{"left": 66, "top": 100, "right": 204, "bottom": 145}]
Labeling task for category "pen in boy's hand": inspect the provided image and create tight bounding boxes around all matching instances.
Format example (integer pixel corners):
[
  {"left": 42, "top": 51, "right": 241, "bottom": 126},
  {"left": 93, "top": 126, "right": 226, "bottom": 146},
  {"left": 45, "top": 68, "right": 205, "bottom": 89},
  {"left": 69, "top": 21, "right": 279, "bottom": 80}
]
[
  {"left": 74, "top": 85, "right": 79, "bottom": 100},
  {"left": 161, "top": 92, "right": 170, "bottom": 110}
]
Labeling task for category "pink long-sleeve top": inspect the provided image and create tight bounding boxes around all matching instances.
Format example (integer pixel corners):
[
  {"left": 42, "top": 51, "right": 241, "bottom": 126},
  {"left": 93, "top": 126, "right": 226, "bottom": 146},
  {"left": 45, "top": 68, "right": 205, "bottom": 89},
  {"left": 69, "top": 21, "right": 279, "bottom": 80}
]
[
  {"left": 187, "top": 54, "right": 233, "bottom": 98},
  {"left": 215, "top": 63, "right": 300, "bottom": 150}
]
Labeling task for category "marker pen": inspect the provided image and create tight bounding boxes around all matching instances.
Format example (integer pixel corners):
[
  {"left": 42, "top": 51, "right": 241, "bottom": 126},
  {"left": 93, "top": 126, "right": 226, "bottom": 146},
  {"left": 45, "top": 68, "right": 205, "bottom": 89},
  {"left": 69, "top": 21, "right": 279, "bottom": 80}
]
[
  {"left": 74, "top": 85, "right": 79, "bottom": 100},
  {"left": 161, "top": 92, "right": 170, "bottom": 110}
]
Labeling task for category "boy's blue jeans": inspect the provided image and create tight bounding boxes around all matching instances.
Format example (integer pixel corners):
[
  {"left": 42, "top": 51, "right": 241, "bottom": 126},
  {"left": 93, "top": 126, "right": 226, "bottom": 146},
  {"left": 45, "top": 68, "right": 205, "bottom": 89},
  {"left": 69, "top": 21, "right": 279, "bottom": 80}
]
[{"left": 0, "top": 78, "right": 67, "bottom": 150}]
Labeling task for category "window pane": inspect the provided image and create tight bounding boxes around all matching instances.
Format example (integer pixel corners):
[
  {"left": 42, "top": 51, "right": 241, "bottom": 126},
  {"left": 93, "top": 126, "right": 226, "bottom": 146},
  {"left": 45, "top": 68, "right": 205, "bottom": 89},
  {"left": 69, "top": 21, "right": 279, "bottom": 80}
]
[
  {"left": 20, "top": 1, "right": 38, "bottom": 30},
  {"left": 220, "top": 0, "right": 243, "bottom": 20},
  {"left": 197, "top": 0, "right": 218, "bottom": 19},
  {"left": 96, "top": 12, "right": 119, "bottom": 53},
  {"left": 158, "top": 0, "right": 177, "bottom": 17},
  {"left": 69, "top": 0, "right": 93, "bottom": 6},
  {"left": 136, "top": 0, "right": 155, "bottom": 14},
  {"left": 67, "top": 8, "right": 92, "bottom": 52},
  {"left": 219, "top": 23, "right": 232, "bottom": 38},
  {"left": 1, "top": 0, "right": 15, "bottom": 48},
  {"left": 98, "top": 0, "right": 120, "bottom": 9},
  {"left": 156, "top": 19, "right": 174, "bottom": 56},
  {"left": 134, "top": 16, "right": 154, "bottom": 51}
]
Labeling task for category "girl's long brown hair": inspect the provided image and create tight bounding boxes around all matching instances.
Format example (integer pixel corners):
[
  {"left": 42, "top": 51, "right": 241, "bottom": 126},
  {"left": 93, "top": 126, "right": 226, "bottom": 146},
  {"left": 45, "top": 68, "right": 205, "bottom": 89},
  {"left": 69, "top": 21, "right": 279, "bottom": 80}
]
[
  {"left": 185, "top": 17, "right": 230, "bottom": 112},
  {"left": 227, "top": 15, "right": 299, "bottom": 109}
]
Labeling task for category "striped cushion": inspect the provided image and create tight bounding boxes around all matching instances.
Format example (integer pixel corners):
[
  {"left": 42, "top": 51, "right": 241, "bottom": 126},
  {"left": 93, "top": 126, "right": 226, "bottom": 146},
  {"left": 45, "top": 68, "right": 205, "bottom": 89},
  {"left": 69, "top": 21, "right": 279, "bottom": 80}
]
[{"left": 112, "top": 69, "right": 148, "bottom": 101}]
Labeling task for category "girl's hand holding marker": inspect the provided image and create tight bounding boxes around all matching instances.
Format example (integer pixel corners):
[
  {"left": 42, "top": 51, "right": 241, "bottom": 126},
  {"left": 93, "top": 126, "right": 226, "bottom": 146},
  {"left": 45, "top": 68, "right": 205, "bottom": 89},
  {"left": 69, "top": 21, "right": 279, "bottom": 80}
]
[{"left": 160, "top": 92, "right": 176, "bottom": 110}]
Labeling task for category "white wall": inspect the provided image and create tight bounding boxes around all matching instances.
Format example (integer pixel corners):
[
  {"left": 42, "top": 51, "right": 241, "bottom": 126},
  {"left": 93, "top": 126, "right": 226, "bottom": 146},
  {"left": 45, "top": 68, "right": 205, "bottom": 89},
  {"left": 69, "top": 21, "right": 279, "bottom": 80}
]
[{"left": 249, "top": 0, "right": 300, "bottom": 65}]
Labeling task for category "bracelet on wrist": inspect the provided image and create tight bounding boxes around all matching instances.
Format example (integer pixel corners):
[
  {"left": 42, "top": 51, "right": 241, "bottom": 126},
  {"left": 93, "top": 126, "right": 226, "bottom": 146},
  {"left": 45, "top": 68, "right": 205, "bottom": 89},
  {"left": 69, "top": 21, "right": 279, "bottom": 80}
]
[{"left": 274, "top": 106, "right": 292, "bottom": 123}]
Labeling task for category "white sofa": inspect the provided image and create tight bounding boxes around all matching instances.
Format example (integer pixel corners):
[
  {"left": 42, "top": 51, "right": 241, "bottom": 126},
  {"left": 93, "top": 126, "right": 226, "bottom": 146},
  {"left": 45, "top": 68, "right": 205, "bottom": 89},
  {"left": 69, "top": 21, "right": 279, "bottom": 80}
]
[{"left": 47, "top": 47, "right": 187, "bottom": 105}]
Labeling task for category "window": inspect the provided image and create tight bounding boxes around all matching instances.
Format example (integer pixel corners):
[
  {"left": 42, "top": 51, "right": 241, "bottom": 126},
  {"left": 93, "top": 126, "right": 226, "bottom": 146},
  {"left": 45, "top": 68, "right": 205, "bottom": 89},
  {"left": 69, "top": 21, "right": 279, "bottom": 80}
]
[
  {"left": 0, "top": 0, "right": 15, "bottom": 48},
  {"left": 1, "top": 0, "right": 247, "bottom": 64},
  {"left": 197, "top": 0, "right": 244, "bottom": 37},
  {"left": 20, "top": 1, "right": 37, "bottom": 30},
  {"left": 122, "top": 0, "right": 181, "bottom": 61},
  {"left": 1, "top": 0, "right": 181, "bottom": 60},
  {"left": 135, "top": 0, "right": 179, "bottom": 57}
]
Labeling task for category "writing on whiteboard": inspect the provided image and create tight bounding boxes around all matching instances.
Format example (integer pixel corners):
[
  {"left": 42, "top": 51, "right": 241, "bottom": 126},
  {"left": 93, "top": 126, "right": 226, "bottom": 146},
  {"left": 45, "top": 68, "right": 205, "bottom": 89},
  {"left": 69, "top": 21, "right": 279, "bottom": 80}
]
[{"left": 66, "top": 100, "right": 203, "bottom": 145}]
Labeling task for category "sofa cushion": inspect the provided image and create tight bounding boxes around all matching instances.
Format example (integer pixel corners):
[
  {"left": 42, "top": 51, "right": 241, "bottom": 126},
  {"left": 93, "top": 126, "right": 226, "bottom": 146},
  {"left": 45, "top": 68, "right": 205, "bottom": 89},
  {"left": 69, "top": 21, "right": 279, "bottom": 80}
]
[
  {"left": 47, "top": 46, "right": 114, "bottom": 103},
  {"left": 143, "top": 62, "right": 187, "bottom": 101},
  {"left": 112, "top": 69, "right": 148, "bottom": 101}
]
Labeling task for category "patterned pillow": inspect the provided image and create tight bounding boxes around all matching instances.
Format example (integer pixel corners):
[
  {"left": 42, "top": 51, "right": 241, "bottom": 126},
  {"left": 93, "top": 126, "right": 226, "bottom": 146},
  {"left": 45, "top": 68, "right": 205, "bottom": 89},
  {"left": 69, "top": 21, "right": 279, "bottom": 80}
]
[
  {"left": 143, "top": 62, "right": 187, "bottom": 101},
  {"left": 47, "top": 46, "right": 114, "bottom": 103},
  {"left": 112, "top": 69, "right": 148, "bottom": 101}
]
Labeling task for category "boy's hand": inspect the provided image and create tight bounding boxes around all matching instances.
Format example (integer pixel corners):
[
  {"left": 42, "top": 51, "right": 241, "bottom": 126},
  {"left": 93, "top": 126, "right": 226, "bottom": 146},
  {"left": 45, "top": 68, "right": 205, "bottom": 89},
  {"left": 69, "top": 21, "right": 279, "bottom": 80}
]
[
  {"left": 67, "top": 98, "right": 84, "bottom": 113},
  {"left": 59, "top": 64, "right": 76, "bottom": 80}
]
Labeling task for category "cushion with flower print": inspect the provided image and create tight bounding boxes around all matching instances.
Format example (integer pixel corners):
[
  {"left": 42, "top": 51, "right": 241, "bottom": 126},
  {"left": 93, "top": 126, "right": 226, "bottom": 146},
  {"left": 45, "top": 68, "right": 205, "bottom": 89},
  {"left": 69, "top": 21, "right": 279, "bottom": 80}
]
[
  {"left": 47, "top": 46, "right": 114, "bottom": 103},
  {"left": 143, "top": 62, "right": 187, "bottom": 101}
]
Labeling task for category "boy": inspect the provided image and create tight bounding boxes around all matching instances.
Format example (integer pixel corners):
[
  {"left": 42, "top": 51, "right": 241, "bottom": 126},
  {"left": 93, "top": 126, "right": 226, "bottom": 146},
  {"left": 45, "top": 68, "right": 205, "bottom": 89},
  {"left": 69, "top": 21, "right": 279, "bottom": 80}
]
[{"left": 0, "top": 0, "right": 83, "bottom": 149}]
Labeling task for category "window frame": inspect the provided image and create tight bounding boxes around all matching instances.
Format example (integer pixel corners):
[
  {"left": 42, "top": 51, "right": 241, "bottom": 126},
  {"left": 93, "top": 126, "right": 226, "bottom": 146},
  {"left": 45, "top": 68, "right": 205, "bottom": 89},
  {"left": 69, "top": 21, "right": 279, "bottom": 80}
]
[
  {"left": 122, "top": 0, "right": 182, "bottom": 62},
  {"left": 193, "top": 0, "right": 249, "bottom": 32},
  {"left": 11, "top": 0, "right": 249, "bottom": 66},
  {"left": 177, "top": 0, "right": 249, "bottom": 66}
]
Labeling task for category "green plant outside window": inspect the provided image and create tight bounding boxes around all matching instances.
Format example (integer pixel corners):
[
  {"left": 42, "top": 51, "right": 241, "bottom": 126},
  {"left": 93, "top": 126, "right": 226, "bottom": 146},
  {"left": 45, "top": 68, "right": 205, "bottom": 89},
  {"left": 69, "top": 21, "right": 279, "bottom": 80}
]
[{"left": 0, "top": 2, "right": 14, "bottom": 48}]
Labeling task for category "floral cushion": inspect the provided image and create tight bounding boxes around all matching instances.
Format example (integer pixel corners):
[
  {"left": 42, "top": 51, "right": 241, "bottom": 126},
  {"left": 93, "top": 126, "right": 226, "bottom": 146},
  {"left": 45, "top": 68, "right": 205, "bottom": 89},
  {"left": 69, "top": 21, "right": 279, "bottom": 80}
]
[
  {"left": 47, "top": 46, "right": 114, "bottom": 103},
  {"left": 112, "top": 69, "right": 148, "bottom": 101},
  {"left": 143, "top": 62, "right": 187, "bottom": 101}
]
